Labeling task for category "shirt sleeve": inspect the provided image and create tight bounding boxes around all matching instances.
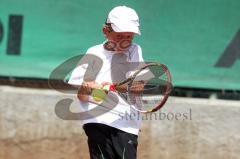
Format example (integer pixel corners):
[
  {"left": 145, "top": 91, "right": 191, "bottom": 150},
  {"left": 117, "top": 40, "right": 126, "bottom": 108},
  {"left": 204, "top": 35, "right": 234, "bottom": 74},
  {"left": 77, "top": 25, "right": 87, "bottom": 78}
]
[
  {"left": 126, "top": 44, "right": 145, "bottom": 78},
  {"left": 67, "top": 63, "right": 88, "bottom": 86},
  {"left": 129, "top": 44, "right": 144, "bottom": 62},
  {"left": 67, "top": 46, "right": 99, "bottom": 86}
]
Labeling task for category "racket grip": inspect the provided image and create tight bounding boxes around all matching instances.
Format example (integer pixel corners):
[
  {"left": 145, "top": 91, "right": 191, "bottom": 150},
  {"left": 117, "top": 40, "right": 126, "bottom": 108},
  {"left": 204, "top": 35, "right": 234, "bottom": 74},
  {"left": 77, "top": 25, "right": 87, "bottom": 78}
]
[{"left": 102, "top": 84, "right": 116, "bottom": 92}]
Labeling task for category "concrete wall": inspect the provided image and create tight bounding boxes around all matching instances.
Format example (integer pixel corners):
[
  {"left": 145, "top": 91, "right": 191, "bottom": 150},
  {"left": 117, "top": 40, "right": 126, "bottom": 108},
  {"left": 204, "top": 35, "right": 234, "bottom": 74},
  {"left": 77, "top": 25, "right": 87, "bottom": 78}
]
[{"left": 0, "top": 86, "right": 239, "bottom": 159}]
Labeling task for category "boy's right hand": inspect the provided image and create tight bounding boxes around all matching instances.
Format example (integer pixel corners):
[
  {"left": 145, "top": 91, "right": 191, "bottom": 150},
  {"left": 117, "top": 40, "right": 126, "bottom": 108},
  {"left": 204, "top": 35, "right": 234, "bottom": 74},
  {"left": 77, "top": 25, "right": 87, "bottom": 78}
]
[{"left": 78, "top": 81, "right": 102, "bottom": 102}]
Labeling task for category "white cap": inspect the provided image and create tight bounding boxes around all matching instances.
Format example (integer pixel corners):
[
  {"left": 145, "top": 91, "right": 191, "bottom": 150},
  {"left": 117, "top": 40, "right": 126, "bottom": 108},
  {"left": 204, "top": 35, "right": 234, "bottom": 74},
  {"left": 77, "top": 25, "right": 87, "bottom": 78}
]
[{"left": 106, "top": 6, "right": 141, "bottom": 35}]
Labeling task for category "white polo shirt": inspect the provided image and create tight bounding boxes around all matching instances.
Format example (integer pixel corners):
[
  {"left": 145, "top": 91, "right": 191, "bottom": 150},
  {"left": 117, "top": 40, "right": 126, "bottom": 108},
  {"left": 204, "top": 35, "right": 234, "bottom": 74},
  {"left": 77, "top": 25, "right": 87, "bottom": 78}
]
[{"left": 68, "top": 43, "right": 144, "bottom": 135}]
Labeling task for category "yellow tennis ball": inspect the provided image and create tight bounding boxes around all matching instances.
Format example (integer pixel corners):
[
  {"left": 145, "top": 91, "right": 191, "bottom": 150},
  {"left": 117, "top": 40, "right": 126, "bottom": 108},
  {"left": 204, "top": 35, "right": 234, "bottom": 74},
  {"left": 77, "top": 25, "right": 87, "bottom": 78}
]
[{"left": 91, "top": 89, "right": 107, "bottom": 102}]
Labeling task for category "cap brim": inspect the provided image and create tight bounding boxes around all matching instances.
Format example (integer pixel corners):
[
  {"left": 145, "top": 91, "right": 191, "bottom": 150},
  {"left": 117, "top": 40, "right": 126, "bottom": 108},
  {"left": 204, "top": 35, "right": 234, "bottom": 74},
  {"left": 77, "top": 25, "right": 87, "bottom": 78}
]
[{"left": 111, "top": 23, "right": 141, "bottom": 35}]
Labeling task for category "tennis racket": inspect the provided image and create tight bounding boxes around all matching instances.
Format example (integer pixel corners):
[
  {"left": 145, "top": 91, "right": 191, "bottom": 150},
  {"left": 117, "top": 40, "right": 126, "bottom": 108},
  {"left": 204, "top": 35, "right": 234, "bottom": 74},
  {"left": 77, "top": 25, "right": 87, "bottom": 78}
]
[{"left": 92, "top": 63, "right": 172, "bottom": 113}]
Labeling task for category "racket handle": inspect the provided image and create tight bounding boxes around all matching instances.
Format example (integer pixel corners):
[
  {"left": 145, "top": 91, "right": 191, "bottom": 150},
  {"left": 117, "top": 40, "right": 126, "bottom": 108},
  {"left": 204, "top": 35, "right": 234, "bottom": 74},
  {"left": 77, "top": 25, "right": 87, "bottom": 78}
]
[{"left": 102, "top": 84, "right": 116, "bottom": 92}]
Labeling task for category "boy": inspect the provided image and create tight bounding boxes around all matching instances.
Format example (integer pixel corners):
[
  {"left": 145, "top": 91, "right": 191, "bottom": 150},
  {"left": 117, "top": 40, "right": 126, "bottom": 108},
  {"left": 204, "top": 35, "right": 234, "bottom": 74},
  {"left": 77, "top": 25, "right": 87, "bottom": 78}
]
[{"left": 68, "top": 6, "right": 144, "bottom": 159}]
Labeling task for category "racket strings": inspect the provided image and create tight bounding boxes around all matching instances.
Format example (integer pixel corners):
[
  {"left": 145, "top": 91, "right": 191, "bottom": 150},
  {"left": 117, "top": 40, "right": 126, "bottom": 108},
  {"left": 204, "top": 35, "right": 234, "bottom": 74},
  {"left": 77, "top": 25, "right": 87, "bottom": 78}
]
[{"left": 127, "top": 64, "right": 172, "bottom": 112}]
